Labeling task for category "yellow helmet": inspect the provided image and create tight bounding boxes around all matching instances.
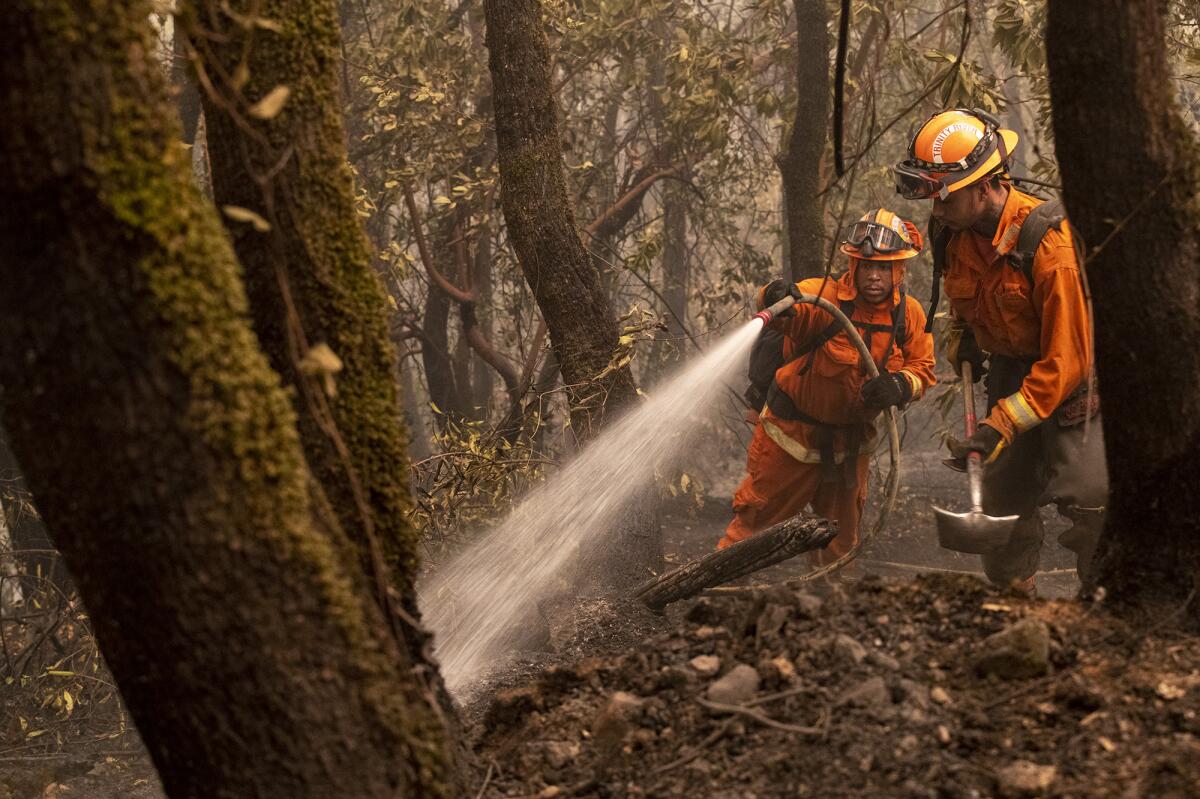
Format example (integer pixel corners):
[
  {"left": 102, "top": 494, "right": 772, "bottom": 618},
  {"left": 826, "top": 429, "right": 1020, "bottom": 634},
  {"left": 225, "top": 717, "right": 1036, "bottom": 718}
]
[
  {"left": 893, "top": 108, "right": 1018, "bottom": 200},
  {"left": 839, "top": 208, "right": 923, "bottom": 261}
]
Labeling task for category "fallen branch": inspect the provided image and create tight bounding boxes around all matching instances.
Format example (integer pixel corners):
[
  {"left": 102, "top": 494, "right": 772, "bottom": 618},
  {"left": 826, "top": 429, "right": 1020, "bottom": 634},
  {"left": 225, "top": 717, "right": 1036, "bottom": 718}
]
[
  {"left": 697, "top": 698, "right": 827, "bottom": 736},
  {"left": 649, "top": 719, "right": 733, "bottom": 777},
  {"left": 631, "top": 513, "right": 836, "bottom": 611},
  {"left": 472, "top": 761, "right": 494, "bottom": 799}
]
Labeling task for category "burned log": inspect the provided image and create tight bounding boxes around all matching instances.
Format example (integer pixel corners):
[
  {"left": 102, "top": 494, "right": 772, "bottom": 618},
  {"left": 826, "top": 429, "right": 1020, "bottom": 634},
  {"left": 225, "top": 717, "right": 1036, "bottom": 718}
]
[{"left": 631, "top": 514, "right": 837, "bottom": 611}]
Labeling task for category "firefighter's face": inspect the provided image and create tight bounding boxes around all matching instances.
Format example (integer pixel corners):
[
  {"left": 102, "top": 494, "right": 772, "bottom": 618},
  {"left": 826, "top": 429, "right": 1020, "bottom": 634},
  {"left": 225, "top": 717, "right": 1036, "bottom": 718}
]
[
  {"left": 931, "top": 181, "right": 989, "bottom": 231},
  {"left": 855, "top": 260, "right": 893, "bottom": 305}
]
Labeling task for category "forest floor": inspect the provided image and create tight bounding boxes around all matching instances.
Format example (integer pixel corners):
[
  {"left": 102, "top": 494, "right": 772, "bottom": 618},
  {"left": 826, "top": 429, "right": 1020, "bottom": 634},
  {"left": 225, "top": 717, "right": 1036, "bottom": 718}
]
[
  {"left": 470, "top": 569, "right": 1200, "bottom": 798},
  {"left": 1, "top": 406, "right": 1195, "bottom": 797},
  {"left": 465, "top": 408, "right": 1196, "bottom": 798}
]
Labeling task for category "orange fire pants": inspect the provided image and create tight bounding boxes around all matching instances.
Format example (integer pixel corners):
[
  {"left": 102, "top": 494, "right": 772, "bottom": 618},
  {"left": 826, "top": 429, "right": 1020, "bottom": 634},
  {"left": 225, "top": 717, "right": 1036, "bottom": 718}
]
[{"left": 719, "top": 424, "right": 869, "bottom": 565}]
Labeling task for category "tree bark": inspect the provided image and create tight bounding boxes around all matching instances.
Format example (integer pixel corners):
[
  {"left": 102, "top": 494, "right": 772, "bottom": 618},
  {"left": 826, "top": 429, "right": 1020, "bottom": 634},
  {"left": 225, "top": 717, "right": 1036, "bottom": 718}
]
[
  {"left": 1046, "top": 0, "right": 1200, "bottom": 606},
  {"left": 483, "top": 0, "right": 639, "bottom": 439},
  {"left": 180, "top": 0, "right": 435, "bottom": 623},
  {"left": 658, "top": 180, "right": 691, "bottom": 371},
  {"left": 780, "top": 0, "right": 831, "bottom": 281},
  {"left": 423, "top": 283, "right": 467, "bottom": 426},
  {"left": 632, "top": 514, "right": 836, "bottom": 611},
  {"left": 0, "top": 1, "right": 451, "bottom": 794}
]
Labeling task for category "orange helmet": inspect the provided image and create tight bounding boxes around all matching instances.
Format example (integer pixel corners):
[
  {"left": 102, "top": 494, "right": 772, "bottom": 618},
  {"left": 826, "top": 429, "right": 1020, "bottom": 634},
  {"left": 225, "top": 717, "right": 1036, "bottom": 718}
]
[
  {"left": 839, "top": 208, "right": 923, "bottom": 261},
  {"left": 893, "top": 108, "right": 1018, "bottom": 200}
]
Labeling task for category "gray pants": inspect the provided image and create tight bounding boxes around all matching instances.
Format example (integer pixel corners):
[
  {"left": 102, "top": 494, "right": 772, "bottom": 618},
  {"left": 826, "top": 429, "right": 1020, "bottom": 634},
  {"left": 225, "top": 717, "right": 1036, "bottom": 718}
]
[{"left": 980, "top": 357, "right": 1109, "bottom": 587}]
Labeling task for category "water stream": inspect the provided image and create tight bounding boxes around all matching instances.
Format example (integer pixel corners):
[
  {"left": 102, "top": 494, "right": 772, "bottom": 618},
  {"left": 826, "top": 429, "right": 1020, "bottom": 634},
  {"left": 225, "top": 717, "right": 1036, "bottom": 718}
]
[{"left": 419, "top": 318, "right": 765, "bottom": 695}]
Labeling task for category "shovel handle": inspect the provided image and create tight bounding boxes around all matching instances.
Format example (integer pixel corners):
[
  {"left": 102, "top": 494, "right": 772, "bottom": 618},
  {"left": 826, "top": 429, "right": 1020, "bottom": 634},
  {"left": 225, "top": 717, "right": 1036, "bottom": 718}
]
[
  {"left": 966, "top": 452, "right": 984, "bottom": 513},
  {"left": 960, "top": 361, "right": 985, "bottom": 513},
  {"left": 961, "top": 361, "right": 978, "bottom": 436}
]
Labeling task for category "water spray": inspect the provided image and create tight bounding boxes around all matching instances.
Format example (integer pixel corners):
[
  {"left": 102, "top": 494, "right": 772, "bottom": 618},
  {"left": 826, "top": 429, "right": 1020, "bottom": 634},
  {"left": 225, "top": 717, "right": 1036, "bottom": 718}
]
[{"left": 421, "top": 291, "right": 902, "bottom": 694}]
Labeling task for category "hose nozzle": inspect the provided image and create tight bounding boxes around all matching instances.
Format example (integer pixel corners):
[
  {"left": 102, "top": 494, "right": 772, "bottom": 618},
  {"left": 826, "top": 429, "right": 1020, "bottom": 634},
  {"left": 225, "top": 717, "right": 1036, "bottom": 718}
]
[{"left": 755, "top": 294, "right": 798, "bottom": 325}]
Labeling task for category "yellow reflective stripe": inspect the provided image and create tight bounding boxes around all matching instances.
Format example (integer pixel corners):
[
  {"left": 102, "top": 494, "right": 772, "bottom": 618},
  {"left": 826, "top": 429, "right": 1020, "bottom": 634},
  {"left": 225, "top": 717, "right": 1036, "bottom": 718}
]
[
  {"left": 999, "top": 391, "right": 1042, "bottom": 433},
  {"left": 983, "top": 437, "right": 1008, "bottom": 465},
  {"left": 760, "top": 418, "right": 875, "bottom": 465},
  {"left": 899, "top": 369, "right": 923, "bottom": 400}
]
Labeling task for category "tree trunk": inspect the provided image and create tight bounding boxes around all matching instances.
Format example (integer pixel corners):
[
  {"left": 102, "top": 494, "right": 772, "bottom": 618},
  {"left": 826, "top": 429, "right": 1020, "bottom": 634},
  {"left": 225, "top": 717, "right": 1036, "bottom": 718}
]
[
  {"left": 1046, "top": 0, "right": 1200, "bottom": 606},
  {"left": 658, "top": 180, "right": 691, "bottom": 373},
  {"left": 471, "top": 216, "right": 497, "bottom": 412},
  {"left": 0, "top": 1, "right": 451, "bottom": 794},
  {"left": 422, "top": 262, "right": 468, "bottom": 429},
  {"left": 483, "top": 0, "right": 639, "bottom": 439},
  {"left": 180, "top": 0, "right": 436, "bottom": 627},
  {"left": 780, "top": 0, "right": 831, "bottom": 281}
]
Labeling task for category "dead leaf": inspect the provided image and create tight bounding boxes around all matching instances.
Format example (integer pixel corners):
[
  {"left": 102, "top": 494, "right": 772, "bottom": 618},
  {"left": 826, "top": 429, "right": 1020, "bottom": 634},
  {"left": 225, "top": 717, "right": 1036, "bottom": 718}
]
[
  {"left": 248, "top": 85, "right": 290, "bottom": 120},
  {"left": 221, "top": 205, "right": 271, "bottom": 232},
  {"left": 298, "top": 343, "right": 343, "bottom": 397},
  {"left": 1156, "top": 680, "right": 1186, "bottom": 701}
]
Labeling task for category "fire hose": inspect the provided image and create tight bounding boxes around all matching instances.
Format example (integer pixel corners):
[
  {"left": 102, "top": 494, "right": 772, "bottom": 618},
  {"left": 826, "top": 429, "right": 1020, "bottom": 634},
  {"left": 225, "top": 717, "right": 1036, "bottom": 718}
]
[{"left": 753, "top": 293, "right": 901, "bottom": 580}]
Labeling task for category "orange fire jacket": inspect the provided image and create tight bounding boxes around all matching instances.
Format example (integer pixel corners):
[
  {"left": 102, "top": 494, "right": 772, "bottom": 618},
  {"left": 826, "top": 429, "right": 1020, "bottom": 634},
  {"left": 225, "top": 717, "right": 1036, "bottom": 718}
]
[
  {"left": 942, "top": 187, "right": 1091, "bottom": 441},
  {"left": 755, "top": 262, "right": 936, "bottom": 463}
]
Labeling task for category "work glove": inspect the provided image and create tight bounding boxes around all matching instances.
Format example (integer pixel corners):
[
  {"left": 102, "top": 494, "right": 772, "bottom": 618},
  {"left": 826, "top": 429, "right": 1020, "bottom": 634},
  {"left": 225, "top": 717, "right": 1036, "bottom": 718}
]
[
  {"left": 946, "top": 423, "right": 1006, "bottom": 467},
  {"left": 761, "top": 279, "right": 803, "bottom": 317},
  {"left": 944, "top": 325, "right": 987, "bottom": 383},
  {"left": 861, "top": 371, "right": 913, "bottom": 410}
]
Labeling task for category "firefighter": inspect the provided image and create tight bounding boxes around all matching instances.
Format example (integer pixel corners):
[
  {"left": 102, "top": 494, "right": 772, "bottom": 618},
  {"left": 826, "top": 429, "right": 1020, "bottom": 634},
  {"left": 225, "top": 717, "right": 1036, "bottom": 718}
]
[
  {"left": 894, "top": 107, "right": 1108, "bottom": 591},
  {"left": 720, "top": 210, "right": 937, "bottom": 565}
]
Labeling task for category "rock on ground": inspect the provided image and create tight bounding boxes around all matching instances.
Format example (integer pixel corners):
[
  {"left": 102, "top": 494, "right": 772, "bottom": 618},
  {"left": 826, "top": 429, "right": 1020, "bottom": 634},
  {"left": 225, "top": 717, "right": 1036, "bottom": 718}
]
[
  {"left": 975, "top": 617, "right": 1052, "bottom": 680},
  {"left": 706, "top": 664, "right": 761, "bottom": 705}
]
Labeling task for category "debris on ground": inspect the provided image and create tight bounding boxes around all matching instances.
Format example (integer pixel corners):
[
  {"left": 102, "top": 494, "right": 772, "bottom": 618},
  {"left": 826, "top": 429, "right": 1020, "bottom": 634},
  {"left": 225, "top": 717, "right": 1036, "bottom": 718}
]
[{"left": 471, "top": 573, "right": 1200, "bottom": 798}]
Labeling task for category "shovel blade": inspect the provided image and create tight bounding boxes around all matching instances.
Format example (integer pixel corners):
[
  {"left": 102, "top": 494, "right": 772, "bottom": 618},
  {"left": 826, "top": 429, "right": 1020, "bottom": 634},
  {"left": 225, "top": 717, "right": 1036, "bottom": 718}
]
[{"left": 933, "top": 505, "right": 1021, "bottom": 555}]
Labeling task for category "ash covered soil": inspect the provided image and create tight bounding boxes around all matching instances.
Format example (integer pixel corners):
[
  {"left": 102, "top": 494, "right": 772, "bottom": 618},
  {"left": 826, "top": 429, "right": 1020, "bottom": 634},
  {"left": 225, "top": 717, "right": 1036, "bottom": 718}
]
[{"left": 471, "top": 574, "right": 1200, "bottom": 798}]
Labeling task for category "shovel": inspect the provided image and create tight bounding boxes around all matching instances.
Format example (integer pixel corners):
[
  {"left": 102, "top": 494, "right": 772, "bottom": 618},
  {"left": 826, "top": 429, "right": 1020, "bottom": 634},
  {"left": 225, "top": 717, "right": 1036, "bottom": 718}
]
[{"left": 933, "top": 362, "right": 1019, "bottom": 554}]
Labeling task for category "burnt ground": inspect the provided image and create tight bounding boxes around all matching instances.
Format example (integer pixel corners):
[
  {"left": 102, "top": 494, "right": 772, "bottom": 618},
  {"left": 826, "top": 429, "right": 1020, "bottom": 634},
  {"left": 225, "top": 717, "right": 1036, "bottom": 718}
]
[
  {"left": 472, "top": 576, "right": 1200, "bottom": 798},
  {"left": 0, "top": 397, "right": 1191, "bottom": 797},
  {"left": 465, "top": 402, "right": 1198, "bottom": 798}
]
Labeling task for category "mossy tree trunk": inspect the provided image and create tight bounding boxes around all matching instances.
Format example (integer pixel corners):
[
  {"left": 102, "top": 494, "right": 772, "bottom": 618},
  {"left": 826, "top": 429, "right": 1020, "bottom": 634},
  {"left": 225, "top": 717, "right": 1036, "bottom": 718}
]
[
  {"left": 1046, "top": 0, "right": 1200, "bottom": 607},
  {"left": 179, "top": 0, "right": 443, "bottom": 655},
  {"left": 780, "top": 0, "right": 831, "bottom": 281},
  {"left": 483, "top": 0, "right": 639, "bottom": 439},
  {"left": 0, "top": 1, "right": 451, "bottom": 795}
]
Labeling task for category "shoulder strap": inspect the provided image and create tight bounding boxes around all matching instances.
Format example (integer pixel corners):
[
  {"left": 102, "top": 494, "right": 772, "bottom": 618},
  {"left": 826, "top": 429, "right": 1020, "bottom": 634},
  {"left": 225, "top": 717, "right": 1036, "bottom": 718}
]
[
  {"left": 892, "top": 287, "right": 908, "bottom": 347},
  {"left": 1012, "top": 199, "right": 1066, "bottom": 286},
  {"left": 925, "top": 218, "right": 952, "bottom": 332}
]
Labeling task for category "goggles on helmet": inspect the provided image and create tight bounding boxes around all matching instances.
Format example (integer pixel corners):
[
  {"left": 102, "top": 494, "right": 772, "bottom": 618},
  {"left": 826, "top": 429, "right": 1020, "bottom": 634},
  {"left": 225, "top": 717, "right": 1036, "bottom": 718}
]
[
  {"left": 840, "top": 220, "right": 912, "bottom": 256},
  {"left": 893, "top": 107, "right": 1009, "bottom": 200}
]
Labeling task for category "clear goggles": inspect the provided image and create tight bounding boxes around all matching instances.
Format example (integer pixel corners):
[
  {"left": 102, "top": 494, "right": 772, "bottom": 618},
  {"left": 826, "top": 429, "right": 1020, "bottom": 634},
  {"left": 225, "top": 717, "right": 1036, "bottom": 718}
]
[{"left": 840, "top": 220, "right": 913, "bottom": 254}]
